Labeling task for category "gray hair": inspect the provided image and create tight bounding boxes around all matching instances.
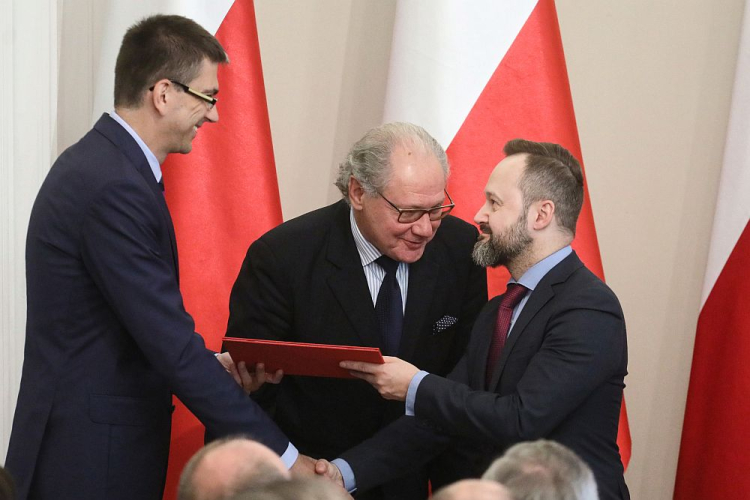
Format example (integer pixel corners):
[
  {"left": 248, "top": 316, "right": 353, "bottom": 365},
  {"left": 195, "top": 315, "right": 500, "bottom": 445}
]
[
  {"left": 482, "top": 440, "right": 599, "bottom": 500},
  {"left": 334, "top": 122, "right": 449, "bottom": 203}
]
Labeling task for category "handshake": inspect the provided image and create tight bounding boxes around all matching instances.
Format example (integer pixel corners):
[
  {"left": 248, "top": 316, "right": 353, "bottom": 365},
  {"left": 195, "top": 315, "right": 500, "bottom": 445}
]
[{"left": 291, "top": 454, "right": 343, "bottom": 486}]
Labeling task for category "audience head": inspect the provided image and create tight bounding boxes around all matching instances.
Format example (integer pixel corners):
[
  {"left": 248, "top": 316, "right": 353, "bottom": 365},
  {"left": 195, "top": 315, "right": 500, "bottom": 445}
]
[
  {"left": 335, "top": 122, "right": 453, "bottom": 263},
  {"left": 226, "top": 477, "right": 351, "bottom": 500},
  {"left": 482, "top": 440, "right": 599, "bottom": 500},
  {"left": 432, "top": 479, "right": 514, "bottom": 500},
  {"left": 0, "top": 466, "right": 15, "bottom": 500},
  {"left": 178, "top": 437, "right": 290, "bottom": 500}
]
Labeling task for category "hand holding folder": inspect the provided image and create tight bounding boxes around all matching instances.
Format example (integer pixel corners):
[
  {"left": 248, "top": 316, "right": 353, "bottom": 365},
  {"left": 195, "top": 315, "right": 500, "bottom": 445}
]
[{"left": 223, "top": 337, "right": 384, "bottom": 379}]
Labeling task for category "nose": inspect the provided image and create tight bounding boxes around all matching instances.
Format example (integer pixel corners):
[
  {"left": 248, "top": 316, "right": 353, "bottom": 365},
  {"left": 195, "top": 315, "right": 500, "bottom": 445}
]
[
  {"left": 411, "top": 213, "right": 435, "bottom": 237},
  {"left": 205, "top": 104, "right": 219, "bottom": 123},
  {"left": 474, "top": 203, "right": 489, "bottom": 225}
]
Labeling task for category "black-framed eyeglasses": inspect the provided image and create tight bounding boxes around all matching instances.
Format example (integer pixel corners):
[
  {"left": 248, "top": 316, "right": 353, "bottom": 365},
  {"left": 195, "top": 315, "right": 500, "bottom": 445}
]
[
  {"left": 149, "top": 80, "right": 217, "bottom": 109},
  {"left": 378, "top": 190, "right": 455, "bottom": 223}
]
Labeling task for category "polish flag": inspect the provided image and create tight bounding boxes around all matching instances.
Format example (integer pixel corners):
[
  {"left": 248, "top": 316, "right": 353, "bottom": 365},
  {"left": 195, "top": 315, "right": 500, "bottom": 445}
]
[
  {"left": 91, "top": 1, "right": 282, "bottom": 498},
  {"left": 673, "top": 5, "right": 750, "bottom": 497},
  {"left": 383, "top": 0, "right": 631, "bottom": 467}
]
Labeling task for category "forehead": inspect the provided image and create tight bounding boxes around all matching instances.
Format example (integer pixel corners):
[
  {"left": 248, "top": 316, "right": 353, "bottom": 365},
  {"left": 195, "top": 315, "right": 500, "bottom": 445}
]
[
  {"left": 486, "top": 153, "right": 526, "bottom": 197},
  {"left": 384, "top": 143, "right": 446, "bottom": 202},
  {"left": 188, "top": 59, "right": 220, "bottom": 91}
]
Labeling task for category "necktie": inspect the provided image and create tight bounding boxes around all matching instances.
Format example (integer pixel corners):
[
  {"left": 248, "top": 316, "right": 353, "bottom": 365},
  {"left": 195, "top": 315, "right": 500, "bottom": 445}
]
[
  {"left": 485, "top": 283, "right": 528, "bottom": 388},
  {"left": 158, "top": 179, "right": 165, "bottom": 191},
  {"left": 375, "top": 255, "right": 403, "bottom": 356}
]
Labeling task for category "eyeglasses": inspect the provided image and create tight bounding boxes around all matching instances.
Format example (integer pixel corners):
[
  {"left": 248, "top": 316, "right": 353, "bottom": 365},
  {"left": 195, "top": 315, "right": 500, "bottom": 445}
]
[
  {"left": 149, "top": 80, "right": 217, "bottom": 109},
  {"left": 378, "top": 190, "right": 455, "bottom": 223}
]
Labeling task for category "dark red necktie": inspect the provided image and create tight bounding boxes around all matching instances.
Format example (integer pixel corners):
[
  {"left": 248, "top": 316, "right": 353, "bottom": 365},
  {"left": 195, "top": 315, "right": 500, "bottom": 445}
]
[{"left": 485, "top": 283, "right": 528, "bottom": 388}]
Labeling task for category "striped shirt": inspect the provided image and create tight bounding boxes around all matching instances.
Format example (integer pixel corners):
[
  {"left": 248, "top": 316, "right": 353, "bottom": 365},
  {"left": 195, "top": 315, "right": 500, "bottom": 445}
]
[{"left": 349, "top": 209, "right": 408, "bottom": 312}]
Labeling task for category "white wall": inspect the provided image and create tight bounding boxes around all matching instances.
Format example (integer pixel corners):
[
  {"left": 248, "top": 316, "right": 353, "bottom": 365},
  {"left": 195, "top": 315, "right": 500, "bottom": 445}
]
[{"left": 0, "top": 0, "right": 58, "bottom": 463}]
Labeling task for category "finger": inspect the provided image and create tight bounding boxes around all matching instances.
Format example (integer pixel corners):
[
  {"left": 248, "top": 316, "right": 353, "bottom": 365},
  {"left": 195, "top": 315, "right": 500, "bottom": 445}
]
[
  {"left": 237, "top": 361, "right": 253, "bottom": 388},
  {"left": 340, "top": 361, "right": 375, "bottom": 372},
  {"left": 314, "top": 459, "right": 330, "bottom": 475},
  {"left": 269, "top": 369, "right": 284, "bottom": 384}
]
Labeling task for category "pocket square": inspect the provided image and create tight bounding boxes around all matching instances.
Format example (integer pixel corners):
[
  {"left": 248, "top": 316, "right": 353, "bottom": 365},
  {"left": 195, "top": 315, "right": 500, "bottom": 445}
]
[{"left": 433, "top": 315, "right": 458, "bottom": 335}]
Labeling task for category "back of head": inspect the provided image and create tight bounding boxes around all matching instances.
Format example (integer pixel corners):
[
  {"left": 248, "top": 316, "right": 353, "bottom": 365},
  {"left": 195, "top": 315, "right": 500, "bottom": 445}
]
[
  {"left": 178, "top": 437, "right": 289, "bottom": 500},
  {"left": 482, "top": 440, "right": 599, "bottom": 500},
  {"left": 227, "top": 477, "right": 351, "bottom": 500},
  {"left": 503, "top": 139, "right": 583, "bottom": 236},
  {"left": 433, "top": 479, "right": 514, "bottom": 500},
  {"left": 0, "top": 466, "right": 15, "bottom": 500},
  {"left": 114, "top": 14, "right": 228, "bottom": 109},
  {"left": 334, "top": 122, "right": 449, "bottom": 202}
]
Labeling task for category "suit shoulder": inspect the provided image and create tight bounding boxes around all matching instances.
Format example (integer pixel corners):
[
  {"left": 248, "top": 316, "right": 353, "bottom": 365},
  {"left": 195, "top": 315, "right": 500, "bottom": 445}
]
[{"left": 561, "top": 265, "right": 623, "bottom": 316}]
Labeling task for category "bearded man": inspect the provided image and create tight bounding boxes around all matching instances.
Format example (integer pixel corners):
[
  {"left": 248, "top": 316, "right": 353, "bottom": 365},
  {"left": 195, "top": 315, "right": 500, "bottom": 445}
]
[{"left": 318, "top": 139, "right": 630, "bottom": 500}]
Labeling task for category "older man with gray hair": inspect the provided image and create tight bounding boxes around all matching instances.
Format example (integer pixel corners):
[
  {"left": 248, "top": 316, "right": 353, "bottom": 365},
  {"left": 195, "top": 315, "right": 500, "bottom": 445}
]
[
  {"left": 482, "top": 440, "right": 599, "bottom": 500},
  {"left": 225, "top": 122, "right": 487, "bottom": 499}
]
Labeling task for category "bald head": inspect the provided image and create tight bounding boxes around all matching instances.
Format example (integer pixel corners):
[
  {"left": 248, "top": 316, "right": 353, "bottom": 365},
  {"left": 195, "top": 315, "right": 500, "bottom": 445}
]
[
  {"left": 178, "top": 438, "right": 290, "bottom": 500},
  {"left": 433, "top": 479, "right": 514, "bottom": 500}
]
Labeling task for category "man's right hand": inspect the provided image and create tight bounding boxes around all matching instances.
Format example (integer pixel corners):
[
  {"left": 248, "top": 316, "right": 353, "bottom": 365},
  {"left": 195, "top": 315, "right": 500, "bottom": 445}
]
[{"left": 314, "top": 458, "right": 344, "bottom": 488}]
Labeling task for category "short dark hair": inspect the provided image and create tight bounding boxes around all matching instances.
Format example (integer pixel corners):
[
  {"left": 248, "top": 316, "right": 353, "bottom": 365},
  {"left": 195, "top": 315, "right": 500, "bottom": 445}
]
[
  {"left": 503, "top": 139, "right": 584, "bottom": 236},
  {"left": 114, "top": 14, "right": 228, "bottom": 108}
]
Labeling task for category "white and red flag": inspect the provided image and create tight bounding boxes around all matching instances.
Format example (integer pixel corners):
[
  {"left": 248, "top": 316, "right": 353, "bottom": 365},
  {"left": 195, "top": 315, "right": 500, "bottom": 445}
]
[
  {"left": 91, "top": 1, "right": 282, "bottom": 497},
  {"left": 674, "top": 3, "right": 750, "bottom": 497},
  {"left": 383, "top": 0, "right": 631, "bottom": 467}
]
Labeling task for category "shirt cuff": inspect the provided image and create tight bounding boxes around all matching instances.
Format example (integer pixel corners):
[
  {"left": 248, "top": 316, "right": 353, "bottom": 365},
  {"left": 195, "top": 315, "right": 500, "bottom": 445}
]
[
  {"left": 405, "top": 370, "right": 429, "bottom": 416},
  {"left": 332, "top": 458, "right": 357, "bottom": 493},
  {"left": 280, "top": 442, "right": 299, "bottom": 469}
]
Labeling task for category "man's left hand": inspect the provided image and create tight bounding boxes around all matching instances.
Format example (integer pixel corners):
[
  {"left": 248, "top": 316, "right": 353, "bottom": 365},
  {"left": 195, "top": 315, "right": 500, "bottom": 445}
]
[{"left": 340, "top": 356, "right": 418, "bottom": 401}]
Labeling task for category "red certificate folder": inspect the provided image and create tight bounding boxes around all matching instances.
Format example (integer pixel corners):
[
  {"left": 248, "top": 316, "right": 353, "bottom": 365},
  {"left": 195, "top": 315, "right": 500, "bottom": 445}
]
[{"left": 222, "top": 337, "right": 384, "bottom": 379}]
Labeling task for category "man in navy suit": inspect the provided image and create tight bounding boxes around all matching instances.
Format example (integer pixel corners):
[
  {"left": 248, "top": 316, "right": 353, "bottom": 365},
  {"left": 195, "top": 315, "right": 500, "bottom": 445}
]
[
  {"left": 5, "top": 14, "right": 312, "bottom": 500},
  {"left": 317, "top": 139, "right": 629, "bottom": 500}
]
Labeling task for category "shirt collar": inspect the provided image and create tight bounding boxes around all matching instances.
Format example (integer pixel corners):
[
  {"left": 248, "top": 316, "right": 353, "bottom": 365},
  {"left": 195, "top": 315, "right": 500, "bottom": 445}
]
[
  {"left": 349, "top": 208, "right": 382, "bottom": 267},
  {"left": 109, "top": 110, "right": 162, "bottom": 183},
  {"left": 511, "top": 245, "right": 573, "bottom": 291}
]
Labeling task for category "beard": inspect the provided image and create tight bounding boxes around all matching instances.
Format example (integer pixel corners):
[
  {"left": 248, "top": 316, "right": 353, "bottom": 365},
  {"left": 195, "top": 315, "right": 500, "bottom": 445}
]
[{"left": 472, "top": 213, "right": 532, "bottom": 268}]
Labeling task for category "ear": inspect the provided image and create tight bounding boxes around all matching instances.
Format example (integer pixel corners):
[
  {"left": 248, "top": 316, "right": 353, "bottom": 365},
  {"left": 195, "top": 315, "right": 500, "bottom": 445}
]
[
  {"left": 348, "top": 177, "right": 366, "bottom": 210},
  {"left": 530, "top": 199, "right": 555, "bottom": 230},
  {"left": 149, "top": 79, "right": 171, "bottom": 117}
]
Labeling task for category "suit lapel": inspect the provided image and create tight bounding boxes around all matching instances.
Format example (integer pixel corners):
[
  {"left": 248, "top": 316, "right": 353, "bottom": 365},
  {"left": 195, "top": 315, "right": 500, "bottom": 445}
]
[
  {"left": 94, "top": 114, "right": 180, "bottom": 279},
  {"left": 398, "top": 249, "right": 439, "bottom": 360},
  {"left": 487, "top": 252, "right": 584, "bottom": 390},
  {"left": 325, "top": 203, "right": 382, "bottom": 348}
]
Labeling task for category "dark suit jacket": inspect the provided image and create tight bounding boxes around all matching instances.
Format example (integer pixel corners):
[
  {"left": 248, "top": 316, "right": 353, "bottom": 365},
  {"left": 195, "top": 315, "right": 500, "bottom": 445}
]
[
  {"left": 341, "top": 252, "right": 629, "bottom": 500},
  {"left": 5, "top": 114, "right": 289, "bottom": 500},
  {"left": 226, "top": 200, "right": 487, "bottom": 499}
]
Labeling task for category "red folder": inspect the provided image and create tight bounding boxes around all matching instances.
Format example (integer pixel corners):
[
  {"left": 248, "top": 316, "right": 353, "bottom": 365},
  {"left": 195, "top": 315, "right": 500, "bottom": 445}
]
[{"left": 222, "top": 337, "right": 384, "bottom": 379}]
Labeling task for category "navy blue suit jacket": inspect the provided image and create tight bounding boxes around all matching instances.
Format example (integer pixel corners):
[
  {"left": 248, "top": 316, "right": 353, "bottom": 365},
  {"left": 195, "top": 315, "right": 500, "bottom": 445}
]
[
  {"left": 341, "top": 252, "right": 629, "bottom": 500},
  {"left": 5, "top": 114, "right": 289, "bottom": 500}
]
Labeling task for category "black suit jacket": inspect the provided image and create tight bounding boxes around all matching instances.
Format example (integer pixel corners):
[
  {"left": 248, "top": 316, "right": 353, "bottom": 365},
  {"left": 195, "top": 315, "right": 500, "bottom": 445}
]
[
  {"left": 341, "top": 252, "right": 629, "bottom": 500},
  {"left": 5, "top": 115, "right": 289, "bottom": 500},
  {"left": 226, "top": 200, "right": 487, "bottom": 499}
]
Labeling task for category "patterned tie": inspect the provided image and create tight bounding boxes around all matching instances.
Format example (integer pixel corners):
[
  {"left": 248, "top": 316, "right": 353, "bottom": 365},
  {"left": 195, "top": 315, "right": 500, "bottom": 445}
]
[
  {"left": 485, "top": 283, "right": 528, "bottom": 388},
  {"left": 375, "top": 255, "right": 403, "bottom": 356}
]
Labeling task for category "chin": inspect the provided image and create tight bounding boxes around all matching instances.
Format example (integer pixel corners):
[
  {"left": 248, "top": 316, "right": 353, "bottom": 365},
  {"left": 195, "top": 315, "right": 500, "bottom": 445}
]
[{"left": 393, "top": 246, "right": 427, "bottom": 264}]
